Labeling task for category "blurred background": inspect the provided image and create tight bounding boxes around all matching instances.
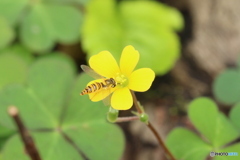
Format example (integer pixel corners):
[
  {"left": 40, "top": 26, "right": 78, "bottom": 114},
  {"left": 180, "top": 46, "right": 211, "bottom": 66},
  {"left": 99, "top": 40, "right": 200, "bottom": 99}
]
[{"left": 0, "top": 0, "right": 240, "bottom": 160}]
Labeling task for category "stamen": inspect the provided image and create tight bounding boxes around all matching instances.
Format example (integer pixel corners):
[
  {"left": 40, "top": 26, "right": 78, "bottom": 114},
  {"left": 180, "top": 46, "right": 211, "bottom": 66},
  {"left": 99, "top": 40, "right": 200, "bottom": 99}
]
[{"left": 115, "top": 73, "right": 128, "bottom": 88}]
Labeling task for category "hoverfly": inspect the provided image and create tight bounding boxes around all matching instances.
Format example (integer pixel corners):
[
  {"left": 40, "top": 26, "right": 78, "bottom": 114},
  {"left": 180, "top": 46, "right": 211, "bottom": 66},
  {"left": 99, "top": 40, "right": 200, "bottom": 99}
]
[{"left": 80, "top": 65, "right": 117, "bottom": 103}]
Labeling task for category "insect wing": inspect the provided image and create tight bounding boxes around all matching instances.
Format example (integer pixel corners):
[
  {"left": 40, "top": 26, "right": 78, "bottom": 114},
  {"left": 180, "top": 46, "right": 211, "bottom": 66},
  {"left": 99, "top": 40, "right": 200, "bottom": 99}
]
[
  {"left": 102, "top": 94, "right": 111, "bottom": 106},
  {"left": 81, "top": 65, "right": 103, "bottom": 79}
]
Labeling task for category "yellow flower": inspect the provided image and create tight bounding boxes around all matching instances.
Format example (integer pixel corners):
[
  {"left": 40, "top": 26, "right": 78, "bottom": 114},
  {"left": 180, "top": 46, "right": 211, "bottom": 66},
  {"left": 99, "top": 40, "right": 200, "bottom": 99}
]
[{"left": 86, "top": 45, "right": 155, "bottom": 110}]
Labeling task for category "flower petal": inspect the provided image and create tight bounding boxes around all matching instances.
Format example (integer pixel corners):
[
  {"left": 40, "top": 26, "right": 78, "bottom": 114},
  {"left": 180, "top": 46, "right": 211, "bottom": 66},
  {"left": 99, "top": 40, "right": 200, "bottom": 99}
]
[
  {"left": 111, "top": 87, "right": 133, "bottom": 110},
  {"left": 89, "top": 51, "right": 120, "bottom": 78},
  {"left": 120, "top": 45, "right": 139, "bottom": 77},
  {"left": 128, "top": 68, "right": 155, "bottom": 92},
  {"left": 89, "top": 89, "right": 112, "bottom": 102}
]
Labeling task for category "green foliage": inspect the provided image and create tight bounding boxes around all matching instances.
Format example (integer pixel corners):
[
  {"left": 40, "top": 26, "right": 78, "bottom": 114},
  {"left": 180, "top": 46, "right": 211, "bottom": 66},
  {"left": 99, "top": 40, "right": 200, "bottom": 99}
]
[
  {"left": 213, "top": 143, "right": 240, "bottom": 160},
  {"left": 0, "top": 124, "right": 14, "bottom": 151},
  {"left": 166, "top": 97, "right": 240, "bottom": 160},
  {"left": 3, "top": 133, "right": 81, "bottom": 160},
  {"left": 166, "top": 128, "right": 212, "bottom": 160},
  {"left": 0, "top": 0, "right": 28, "bottom": 26},
  {"left": 213, "top": 69, "right": 240, "bottom": 105},
  {"left": 0, "top": 0, "right": 83, "bottom": 52},
  {"left": 0, "top": 125, "right": 14, "bottom": 139},
  {"left": 0, "top": 44, "right": 33, "bottom": 90},
  {"left": 230, "top": 103, "right": 240, "bottom": 130},
  {"left": 82, "top": 0, "right": 183, "bottom": 75},
  {"left": 0, "top": 16, "right": 14, "bottom": 50},
  {"left": 0, "top": 55, "right": 124, "bottom": 160},
  {"left": 0, "top": 33, "right": 32, "bottom": 158},
  {"left": 42, "top": 0, "right": 90, "bottom": 5}
]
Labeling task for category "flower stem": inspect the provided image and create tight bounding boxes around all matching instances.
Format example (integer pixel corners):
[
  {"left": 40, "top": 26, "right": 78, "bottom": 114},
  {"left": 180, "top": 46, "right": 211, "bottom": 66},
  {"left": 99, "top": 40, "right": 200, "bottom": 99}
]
[
  {"left": 8, "top": 106, "right": 42, "bottom": 160},
  {"left": 131, "top": 90, "right": 143, "bottom": 114},
  {"left": 130, "top": 91, "right": 176, "bottom": 160},
  {"left": 115, "top": 116, "right": 139, "bottom": 122}
]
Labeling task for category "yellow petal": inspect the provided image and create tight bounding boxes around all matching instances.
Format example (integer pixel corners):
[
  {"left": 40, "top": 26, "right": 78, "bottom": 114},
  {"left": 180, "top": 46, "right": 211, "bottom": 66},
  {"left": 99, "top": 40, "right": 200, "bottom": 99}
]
[
  {"left": 111, "top": 87, "right": 133, "bottom": 110},
  {"left": 89, "top": 89, "right": 112, "bottom": 102},
  {"left": 89, "top": 51, "right": 120, "bottom": 78},
  {"left": 128, "top": 68, "right": 155, "bottom": 92},
  {"left": 120, "top": 45, "right": 139, "bottom": 77}
]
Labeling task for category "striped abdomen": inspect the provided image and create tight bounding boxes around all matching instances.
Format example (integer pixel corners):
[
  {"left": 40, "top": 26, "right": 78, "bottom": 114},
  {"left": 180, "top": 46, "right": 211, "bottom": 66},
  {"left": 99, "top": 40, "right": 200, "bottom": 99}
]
[{"left": 80, "top": 78, "right": 116, "bottom": 95}]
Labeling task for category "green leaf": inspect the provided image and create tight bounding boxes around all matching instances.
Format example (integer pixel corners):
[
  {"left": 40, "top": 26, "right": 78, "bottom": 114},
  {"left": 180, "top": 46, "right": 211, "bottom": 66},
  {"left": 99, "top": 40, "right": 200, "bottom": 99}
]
[
  {"left": 0, "top": 16, "right": 14, "bottom": 50},
  {"left": 166, "top": 127, "right": 211, "bottom": 160},
  {"left": 42, "top": 0, "right": 89, "bottom": 5},
  {"left": 0, "top": 44, "right": 33, "bottom": 89},
  {"left": 0, "top": 124, "right": 14, "bottom": 151},
  {"left": 189, "top": 97, "right": 239, "bottom": 148},
  {"left": 45, "top": 5, "right": 82, "bottom": 43},
  {"left": 1, "top": 132, "right": 82, "bottom": 160},
  {"left": 27, "top": 54, "right": 76, "bottom": 121},
  {"left": 62, "top": 74, "right": 106, "bottom": 125},
  {"left": 0, "top": 53, "right": 28, "bottom": 89},
  {"left": 2, "top": 44, "right": 34, "bottom": 64},
  {"left": 0, "top": 0, "right": 28, "bottom": 26},
  {"left": 0, "top": 84, "right": 58, "bottom": 129},
  {"left": 0, "top": 124, "right": 14, "bottom": 138},
  {"left": 82, "top": 0, "right": 183, "bottom": 75},
  {"left": 0, "top": 54, "right": 75, "bottom": 129},
  {"left": 62, "top": 74, "right": 125, "bottom": 160},
  {"left": 237, "top": 56, "right": 240, "bottom": 68},
  {"left": 20, "top": 3, "right": 82, "bottom": 52},
  {"left": 213, "top": 143, "right": 240, "bottom": 160},
  {"left": 0, "top": 55, "right": 124, "bottom": 160},
  {"left": 213, "top": 69, "right": 240, "bottom": 105},
  {"left": 120, "top": 0, "right": 183, "bottom": 32},
  {"left": 230, "top": 103, "right": 240, "bottom": 130},
  {"left": 20, "top": 4, "right": 55, "bottom": 52}
]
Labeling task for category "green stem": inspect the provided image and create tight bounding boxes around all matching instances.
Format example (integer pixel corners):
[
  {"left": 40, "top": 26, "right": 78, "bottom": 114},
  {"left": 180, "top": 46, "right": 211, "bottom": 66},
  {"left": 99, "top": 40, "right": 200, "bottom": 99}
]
[
  {"left": 115, "top": 116, "right": 139, "bottom": 122},
  {"left": 131, "top": 90, "right": 143, "bottom": 114},
  {"left": 130, "top": 91, "right": 176, "bottom": 160}
]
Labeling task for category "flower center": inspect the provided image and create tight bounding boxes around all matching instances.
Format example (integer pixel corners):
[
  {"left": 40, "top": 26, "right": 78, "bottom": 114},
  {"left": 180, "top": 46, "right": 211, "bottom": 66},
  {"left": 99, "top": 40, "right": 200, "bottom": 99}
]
[{"left": 115, "top": 73, "right": 128, "bottom": 88}]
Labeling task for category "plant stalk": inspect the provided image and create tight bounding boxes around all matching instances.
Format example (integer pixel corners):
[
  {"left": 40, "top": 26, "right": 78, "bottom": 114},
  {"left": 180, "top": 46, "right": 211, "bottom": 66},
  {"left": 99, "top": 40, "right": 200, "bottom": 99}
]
[
  {"left": 8, "top": 106, "right": 42, "bottom": 160},
  {"left": 130, "top": 91, "right": 176, "bottom": 160},
  {"left": 116, "top": 116, "right": 139, "bottom": 122}
]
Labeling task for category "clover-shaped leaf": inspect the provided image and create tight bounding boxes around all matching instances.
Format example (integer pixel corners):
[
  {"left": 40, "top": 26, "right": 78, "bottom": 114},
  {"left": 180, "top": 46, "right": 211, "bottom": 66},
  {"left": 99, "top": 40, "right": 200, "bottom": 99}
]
[
  {"left": 0, "top": 0, "right": 28, "bottom": 26},
  {"left": 213, "top": 69, "right": 240, "bottom": 105},
  {"left": 2, "top": 44, "right": 34, "bottom": 63},
  {"left": 0, "top": 44, "right": 33, "bottom": 90},
  {"left": 0, "top": 1, "right": 83, "bottom": 52},
  {"left": 0, "top": 54, "right": 124, "bottom": 160},
  {"left": 46, "top": 5, "right": 82, "bottom": 43},
  {"left": 42, "top": 0, "right": 89, "bottom": 6},
  {"left": 82, "top": 0, "right": 183, "bottom": 75},
  {"left": 0, "top": 44, "right": 32, "bottom": 152},
  {"left": 0, "top": 16, "right": 14, "bottom": 50},
  {"left": 166, "top": 128, "right": 211, "bottom": 160},
  {"left": 0, "top": 124, "right": 14, "bottom": 151},
  {"left": 20, "top": 4, "right": 82, "bottom": 52},
  {"left": 20, "top": 4, "right": 55, "bottom": 53},
  {"left": 2, "top": 133, "right": 81, "bottom": 160},
  {"left": 166, "top": 97, "right": 239, "bottom": 160},
  {"left": 213, "top": 143, "right": 240, "bottom": 160},
  {"left": 188, "top": 98, "right": 238, "bottom": 148},
  {"left": 62, "top": 74, "right": 124, "bottom": 159},
  {"left": 230, "top": 103, "right": 240, "bottom": 131}
]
